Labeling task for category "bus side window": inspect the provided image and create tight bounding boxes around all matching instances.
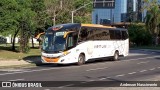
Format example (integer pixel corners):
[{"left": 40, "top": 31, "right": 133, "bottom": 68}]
[
  {"left": 67, "top": 33, "right": 78, "bottom": 49},
  {"left": 102, "top": 29, "right": 110, "bottom": 40},
  {"left": 115, "top": 30, "right": 122, "bottom": 40},
  {"left": 79, "top": 27, "right": 88, "bottom": 42},
  {"left": 122, "top": 31, "right": 128, "bottom": 40},
  {"left": 109, "top": 30, "right": 115, "bottom": 40}
]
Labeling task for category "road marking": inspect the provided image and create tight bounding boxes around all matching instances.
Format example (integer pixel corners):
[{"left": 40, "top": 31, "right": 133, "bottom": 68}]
[
  {"left": 157, "top": 67, "right": 160, "bottom": 69},
  {"left": 99, "top": 78, "right": 106, "bottom": 80},
  {"left": 128, "top": 72, "right": 136, "bottom": 75},
  {"left": 128, "top": 53, "right": 147, "bottom": 56},
  {"left": 140, "top": 70, "right": 147, "bottom": 72},
  {"left": 0, "top": 66, "right": 82, "bottom": 76},
  {"left": 0, "top": 56, "right": 159, "bottom": 76},
  {"left": 115, "top": 74, "right": 125, "bottom": 77},
  {"left": 86, "top": 67, "right": 108, "bottom": 71},
  {"left": 107, "top": 77, "right": 111, "bottom": 79},
  {"left": 0, "top": 69, "right": 29, "bottom": 72},
  {"left": 58, "top": 84, "right": 74, "bottom": 88},
  {"left": 44, "top": 89, "right": 50, "bottom": 90},
  {"left": 89, "top": 79, "right": 95, "bottom": 82},
  {"left": 81, "top": 80, "right": 95, "bottom": 83},
  {"left": 8, "top": 78, "right": 24, "bottom": 81},
  {"left": 149, "top": 68, "right": 155, "bottom": 71},
  {"left": 0, "top": 68, "right": 60, "bottom": 76},
  {"left": 137, "top": 61, "right": 149, "bottom": 64}
]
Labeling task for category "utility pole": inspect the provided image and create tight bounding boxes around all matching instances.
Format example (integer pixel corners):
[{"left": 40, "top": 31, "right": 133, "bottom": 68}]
[
  {"left": 60, "top": 0, "right": 63, "bottom": 10},
  {"left": 71, "top": 2, "right": 92, "bottom": 23}
]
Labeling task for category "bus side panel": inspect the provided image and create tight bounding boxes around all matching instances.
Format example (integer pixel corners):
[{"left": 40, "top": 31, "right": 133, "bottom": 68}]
[
  {"left": 75, "top": 41, "right": 92, "bottom": 62},
  {"left": 90, "top": 40, "right": 128, "bottom": 59},
  {"left": 123, "top": 39, "right": 129, "bottom": 56},
  {"left": 91, "top": 41, "right": 112, "bottom": 58}
]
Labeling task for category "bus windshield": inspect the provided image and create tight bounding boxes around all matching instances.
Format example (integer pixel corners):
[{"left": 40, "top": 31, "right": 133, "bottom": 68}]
[{"left": 42, "top": 32, "right": 66, "bottom": 52}]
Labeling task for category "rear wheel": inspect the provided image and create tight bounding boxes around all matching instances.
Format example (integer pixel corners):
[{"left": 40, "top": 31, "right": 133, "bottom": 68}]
[
  {"left": 77, "top": 54, "right": 85, "bottom": 65},
  {"left": 113, "top": 51, "right": 119, "bottom": 61}
]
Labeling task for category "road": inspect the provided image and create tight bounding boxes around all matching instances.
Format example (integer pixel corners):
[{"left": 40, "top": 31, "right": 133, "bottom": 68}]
[{"left": 0, "top": 49, "right": 160, "bottom": 90}]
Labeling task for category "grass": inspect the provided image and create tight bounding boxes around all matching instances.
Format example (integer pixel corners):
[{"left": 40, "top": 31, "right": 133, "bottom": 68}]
[{"left": 0, "top": 44, "right": 41, "bottom": 60}]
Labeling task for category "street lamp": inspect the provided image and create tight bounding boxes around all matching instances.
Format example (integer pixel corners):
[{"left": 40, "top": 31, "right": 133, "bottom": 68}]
[{"left": 71, "top": 2, "right": 92, "bottom": 23}]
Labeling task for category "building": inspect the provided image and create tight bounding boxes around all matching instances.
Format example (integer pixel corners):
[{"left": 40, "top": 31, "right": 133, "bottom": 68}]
[{"left": 92, "top": 0, "right": 140, "bottom": 24}]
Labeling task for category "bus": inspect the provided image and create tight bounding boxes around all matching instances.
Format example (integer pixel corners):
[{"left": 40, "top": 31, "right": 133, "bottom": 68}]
[{"left": 39, "top": 23, "right": 129, "bottom": 65}]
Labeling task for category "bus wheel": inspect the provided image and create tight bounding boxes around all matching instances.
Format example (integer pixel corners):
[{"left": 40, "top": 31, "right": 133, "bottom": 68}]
[
  {"left": 113, "top": 51, "right": 119, "bottom": 61},
  {"left": 77, "top": 54, "right": 85, "bottom": 65}
]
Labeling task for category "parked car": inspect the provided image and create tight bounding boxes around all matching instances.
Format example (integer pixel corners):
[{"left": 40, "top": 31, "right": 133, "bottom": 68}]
[{"left": 0, "top": 36, "right": 7, "bottom": 44}]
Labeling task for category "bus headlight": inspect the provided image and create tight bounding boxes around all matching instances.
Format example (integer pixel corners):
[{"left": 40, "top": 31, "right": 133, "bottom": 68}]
[{"left": 59, "top": 51, "right": 71, "bottom": 58}]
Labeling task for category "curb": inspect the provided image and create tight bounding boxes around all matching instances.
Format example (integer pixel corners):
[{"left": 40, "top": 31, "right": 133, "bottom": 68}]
[
  {"left": 0, "top": 63, "right": 37, "bottom": 69},
  {"left": 130, "top": 48, "right": 160, "bottom": 53}
]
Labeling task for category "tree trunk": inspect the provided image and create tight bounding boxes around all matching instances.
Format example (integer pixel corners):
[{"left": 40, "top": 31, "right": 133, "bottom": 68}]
[
  {"left": 12, "top": 29, "right": 19, "bottom": 51},
  {"left": 31, "top": 37, "right": 34, "bottom": 48}
]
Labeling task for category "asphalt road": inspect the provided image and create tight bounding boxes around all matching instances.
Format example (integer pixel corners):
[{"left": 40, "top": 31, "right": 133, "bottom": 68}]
[{"left": 0, "top": 49, "right": 160, "bottom": 90}]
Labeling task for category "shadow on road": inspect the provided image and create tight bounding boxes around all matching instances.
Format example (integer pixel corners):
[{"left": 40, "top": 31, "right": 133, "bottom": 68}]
[
  {"left": 23, "top": 55, "right": 43, "bottom": 66},
  {"left": 155, "top": 57, "right": 160, "bottom": 60},
  {"left": 23, "top": 55, "right": 79, "bottom": 67},
  {"left": 23, "top": 55, "right": 114, "bottom": 68}
]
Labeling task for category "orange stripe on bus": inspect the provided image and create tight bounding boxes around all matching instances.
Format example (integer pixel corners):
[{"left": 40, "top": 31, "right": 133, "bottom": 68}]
[
  {"left": 43, "top": 57, "right": 59, "bottom": 63},
  {"left": 81, "top": 24, "right": 116, "bottom": 28}
]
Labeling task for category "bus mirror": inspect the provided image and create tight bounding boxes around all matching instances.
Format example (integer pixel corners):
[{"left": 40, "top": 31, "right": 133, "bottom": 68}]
[{"left": 63, "top": 32, "right": 70, "bottom": 38}]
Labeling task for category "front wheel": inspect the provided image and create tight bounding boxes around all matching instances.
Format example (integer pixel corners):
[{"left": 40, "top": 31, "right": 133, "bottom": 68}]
[
  {"left": 113, "top": 51, "right": 119, "bottom": 61},
  {"left": 77, "top": 54, "right": 85, "bottom": 65}
]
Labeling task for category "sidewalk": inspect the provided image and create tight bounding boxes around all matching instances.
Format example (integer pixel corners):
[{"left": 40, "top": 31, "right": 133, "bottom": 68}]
[
  {"left": 0, "top": 56, "right": 42, "bottom": 68},
  {"left": 0, "top": 59, "right": 30, "bottom": 67}
]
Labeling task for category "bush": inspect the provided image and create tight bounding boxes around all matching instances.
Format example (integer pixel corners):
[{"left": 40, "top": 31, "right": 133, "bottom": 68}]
[{"left": 128, "top": 23, "right": 152, "bottom": 46}]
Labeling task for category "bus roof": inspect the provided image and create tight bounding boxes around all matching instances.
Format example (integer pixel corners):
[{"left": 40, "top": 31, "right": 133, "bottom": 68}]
[
  {"left": 82, "top": 24, "right": 116, "bottom": 28},
  {"left": 47, "top": 23, "right": 81, "bottom": 32},
  {"left": 47, "top": 23, "right": 126, "bottom": 32}
]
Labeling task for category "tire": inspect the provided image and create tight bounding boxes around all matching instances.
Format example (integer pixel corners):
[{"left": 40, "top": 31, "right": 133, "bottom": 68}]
[
  {"left": 113, "top": 51, "right": 119, "bottom": 61},
  {"left": 77, "top": 54, "right": 85, "bottom": 65}
]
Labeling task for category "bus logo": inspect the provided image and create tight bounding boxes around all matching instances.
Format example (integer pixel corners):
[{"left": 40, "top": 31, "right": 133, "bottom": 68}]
[{"left": 2, "top": 82, "right": 11, "bottom": 87}]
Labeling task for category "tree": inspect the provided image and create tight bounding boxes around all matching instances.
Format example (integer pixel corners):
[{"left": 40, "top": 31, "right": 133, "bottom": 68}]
[
  {"left": 72, "top": 0, "right": 92, "bottom": 23},
  {"left": 128, "top": 23, "right": 152, "bottom": 46},
  {"left": 31, "top": 0, "right": 47, "bottom": 48},
  {"left": 143, "top": 0, "right": 160, "bottom": 46},
  {"left": 16, "top": 0, "right": 37, "bottom": 53},
  {"left": 44, "top": 0, "right": 75, "bottom": 25},
  {"left": 44, "top": 0, "right": 92, "bottom": 25},
  {"left": 0, "top": 0, "right": 20, "bottom": 51}
]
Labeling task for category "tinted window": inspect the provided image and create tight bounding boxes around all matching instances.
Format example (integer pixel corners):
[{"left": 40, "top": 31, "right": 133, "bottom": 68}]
[
  {"left": 109, "top": 30, "right": 115, "bottom": 39},
  {"left": 115, "top": 30, "right": 121, "bottom": 39},
  {"left": 79, "top": 27, "right": 89, "bottom": 41},
  {"left": 67, "top": 32, "right": 78, "bottom": 49},
  {"left": 84, "top": 28, "right": 110, "bottom": 40},
  {"left": 122, "top": 31, "right": 128, "bottom": 40}
]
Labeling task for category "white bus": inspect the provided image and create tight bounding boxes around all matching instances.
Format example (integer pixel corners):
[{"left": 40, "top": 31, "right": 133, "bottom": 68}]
[{"left": 39, "top": 23, "right": 129, "bottom": 65}]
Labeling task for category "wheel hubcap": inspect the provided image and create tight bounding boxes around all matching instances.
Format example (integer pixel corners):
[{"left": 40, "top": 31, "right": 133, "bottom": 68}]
[
  {"left": 115, "top": 53, "right": 118, "bottom": 60},
  {"left": 79, "top": 56, "right": 83, "bottom": 63}
]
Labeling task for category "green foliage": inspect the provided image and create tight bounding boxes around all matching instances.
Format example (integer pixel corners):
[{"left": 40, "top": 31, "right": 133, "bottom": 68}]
[
  {"left": 44, "top": 0, "right": 92, "bottom": 25},
  {"left": 128, "top": 23, "right": 152, "bottom": 46},
  {"left": 143, "top": 0, "right": 160, "bottom": 45},
  {"left": 0, "top": 0, "right": 19, "bottom": 36},
  {"left": 73, "top": 0, "right": 92, "bottom": 23},
  {"left": 1, "top": 0, "right": 92, "bottom": 53}
]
